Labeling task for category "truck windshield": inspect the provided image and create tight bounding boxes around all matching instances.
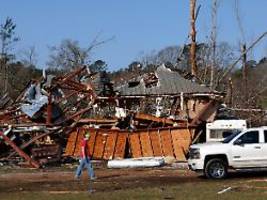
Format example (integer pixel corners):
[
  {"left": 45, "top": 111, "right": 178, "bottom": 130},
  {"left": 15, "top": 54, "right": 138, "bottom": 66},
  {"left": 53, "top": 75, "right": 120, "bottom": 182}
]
[{"left": 222, "top": 132, "right": 240, "bottom": 143}]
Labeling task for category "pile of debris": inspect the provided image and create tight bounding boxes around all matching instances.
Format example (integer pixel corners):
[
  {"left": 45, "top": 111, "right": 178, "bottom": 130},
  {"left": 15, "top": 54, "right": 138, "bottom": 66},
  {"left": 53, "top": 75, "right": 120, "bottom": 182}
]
[
  {"left": 0, "top": 64, "right": 224, "bottom": 168},
  {"left": 0, "top": 65, "right": 100, "bottom": 167}
]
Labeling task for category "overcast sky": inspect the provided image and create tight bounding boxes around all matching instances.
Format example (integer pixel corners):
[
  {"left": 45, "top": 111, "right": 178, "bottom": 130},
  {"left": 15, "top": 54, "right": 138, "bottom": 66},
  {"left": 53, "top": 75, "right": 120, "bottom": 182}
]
[{"left": 1, "top": 0, "right": 267, "bottom": 71}]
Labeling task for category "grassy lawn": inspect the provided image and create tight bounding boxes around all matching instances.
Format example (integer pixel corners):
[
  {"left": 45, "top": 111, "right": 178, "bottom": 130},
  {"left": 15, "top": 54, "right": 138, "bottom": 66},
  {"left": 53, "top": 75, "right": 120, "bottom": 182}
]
[
  {"left": 1, "top": 167, "right": 267, "bottom": 200},
  {"left": 1, "top": 178, "right": 267, "bottom": 200}
]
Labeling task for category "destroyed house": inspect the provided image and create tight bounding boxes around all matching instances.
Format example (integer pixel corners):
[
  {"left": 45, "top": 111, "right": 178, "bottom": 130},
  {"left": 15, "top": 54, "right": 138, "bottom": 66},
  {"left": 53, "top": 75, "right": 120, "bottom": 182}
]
[
  {"left": 0, "top": 64, "right": 223, "bottom": 168},
  {"left": 115, "top": 64, "right": 223, "bottom": 123},
  {"left": 117, "top": 64, "right": 211, "bottom": 96},
  {"left": 65, "top": 65, "right": 223, "bottom": 163}
]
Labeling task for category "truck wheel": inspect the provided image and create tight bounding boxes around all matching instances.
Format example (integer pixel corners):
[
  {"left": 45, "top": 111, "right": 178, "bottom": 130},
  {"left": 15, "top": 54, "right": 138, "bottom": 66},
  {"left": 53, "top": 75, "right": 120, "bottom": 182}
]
[{"left": 204, "top": 158, "right": 228, "bottom": 179}]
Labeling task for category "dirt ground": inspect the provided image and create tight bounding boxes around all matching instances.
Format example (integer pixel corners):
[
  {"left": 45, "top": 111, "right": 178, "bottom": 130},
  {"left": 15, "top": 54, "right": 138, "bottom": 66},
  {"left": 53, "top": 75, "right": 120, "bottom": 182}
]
[
  {"left": 0, "top": 164, "right": 198, "bottom": 193},
  {"left": 1, "top": 163, "right": 267, "bottom": 200}
]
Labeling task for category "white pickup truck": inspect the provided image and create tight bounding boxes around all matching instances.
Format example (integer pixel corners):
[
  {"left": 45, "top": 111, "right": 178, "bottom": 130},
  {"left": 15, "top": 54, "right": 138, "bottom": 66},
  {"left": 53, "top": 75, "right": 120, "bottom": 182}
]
[{"left": 188, "top": 126, "right": 267, "bottom": 179}]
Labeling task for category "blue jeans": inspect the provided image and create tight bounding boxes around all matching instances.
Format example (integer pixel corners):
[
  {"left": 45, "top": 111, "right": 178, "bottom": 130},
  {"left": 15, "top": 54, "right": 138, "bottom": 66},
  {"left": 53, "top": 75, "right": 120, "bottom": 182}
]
[{"left": 75, "top": 157, "right": 95, "bottom": 179}]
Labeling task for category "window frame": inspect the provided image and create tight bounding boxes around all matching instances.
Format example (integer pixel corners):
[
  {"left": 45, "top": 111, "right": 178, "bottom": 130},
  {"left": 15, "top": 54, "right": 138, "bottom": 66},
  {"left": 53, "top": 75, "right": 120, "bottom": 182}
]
[{"left": 235, "top": 130, "right": 259, "bottom": 144}]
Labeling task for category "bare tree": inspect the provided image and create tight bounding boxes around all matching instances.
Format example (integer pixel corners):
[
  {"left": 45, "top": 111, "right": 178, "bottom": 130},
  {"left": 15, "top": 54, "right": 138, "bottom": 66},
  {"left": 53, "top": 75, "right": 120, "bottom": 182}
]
[
  {"left": 0, "top": 17, "right": 19, "bottom": 93},
  {"left": 217, "top": 31, "right": 267, "bottom": 87},
  {"left": 138, "top": 46, "right": 181, "bottom": 66},
  {"left": 47, "top": 39, "right": 87, "bottom": 70},
  {"left": 47, "top": 35, "right": 114, "bottom": 71},
  {"left": 190, "top": 0, "right": 198, "bottom": 77},
  {"left": 138, "top": 41, "right": 236, "bottom": 83},
  {"left": 20, "top": 46, "right": 38, "bottom": 67}
]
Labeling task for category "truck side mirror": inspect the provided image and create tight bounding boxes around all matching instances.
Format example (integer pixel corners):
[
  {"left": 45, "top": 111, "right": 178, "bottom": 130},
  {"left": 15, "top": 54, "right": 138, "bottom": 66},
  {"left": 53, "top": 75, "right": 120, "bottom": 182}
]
[{"left": 234, "top": 139, "right": 243, "bottom": 145}]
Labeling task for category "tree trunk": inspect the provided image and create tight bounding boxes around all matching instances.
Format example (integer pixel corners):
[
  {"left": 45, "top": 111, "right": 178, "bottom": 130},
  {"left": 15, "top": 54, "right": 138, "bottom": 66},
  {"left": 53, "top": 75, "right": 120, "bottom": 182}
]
[
  {"left": 190, "top": 0, "right": 197, "bottom": 77},
  {"left": 210, "top": 0, "right": 218, "bottom": 89}
]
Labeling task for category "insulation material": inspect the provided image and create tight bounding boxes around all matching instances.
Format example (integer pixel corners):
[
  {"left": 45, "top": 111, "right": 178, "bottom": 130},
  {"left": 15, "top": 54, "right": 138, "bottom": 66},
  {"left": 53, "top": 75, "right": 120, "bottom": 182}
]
[
  {"left": 21, "top": 83, "right": 48, "bottom": 118},
  {"left": 115, "top": 107, "right": 126, "bottom": 118},
  {"left": 107, "top": 157, "right": 165, "bottom": 168}
]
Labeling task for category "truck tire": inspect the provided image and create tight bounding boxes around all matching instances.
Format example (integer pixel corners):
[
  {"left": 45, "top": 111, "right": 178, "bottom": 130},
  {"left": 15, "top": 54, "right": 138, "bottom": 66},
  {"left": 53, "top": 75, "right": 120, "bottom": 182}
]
[{"left": 204, "top": 158, "right": 228, "bottom": 179}]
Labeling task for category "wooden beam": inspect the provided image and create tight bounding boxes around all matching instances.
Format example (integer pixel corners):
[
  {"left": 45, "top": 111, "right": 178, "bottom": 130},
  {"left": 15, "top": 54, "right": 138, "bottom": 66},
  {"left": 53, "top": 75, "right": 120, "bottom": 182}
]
[
  {"left": 135, "top": 113, "right": 174, "bottom": 125},
  {"left": 0, "top": 131, "right": 40, "bottom": 168}
]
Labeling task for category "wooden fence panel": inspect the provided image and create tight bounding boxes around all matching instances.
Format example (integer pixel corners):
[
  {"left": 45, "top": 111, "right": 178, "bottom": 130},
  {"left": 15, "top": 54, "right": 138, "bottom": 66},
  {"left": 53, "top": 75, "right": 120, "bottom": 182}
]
[
  {"left": 114, "top": 133, "right": 127, "bottom": 159},
  {"left": 87, "top": 129, "right": 97, "bottom": 157},
  {"left": 103, "top": 132, "right": 117, "bottom": 160},
  {"left": 64, "top": 127, "right": 194, "bottom": 161},
  {"left": 149, "top": 130, "right": 162, "bottom": 156},
  {"left": 160, "top": 129, "right": 174, "bottom": 157},
  {"left": 139, "top": 131, "right": 153, "bottom": 157},
  {"left": 73, "top": 129, "right": 84, "bottom": 156},
  {"left": 129, "top": 133, "right": 142, "bottom": 158},
  {"left": 64, "top": 131, "right": 78, "bottom": 156},
  {"left": 93, "top": 132, "right": 106, "bottom": 159},
  {"left": 171, "top": 129, "right": 187, "bottom": 160}
]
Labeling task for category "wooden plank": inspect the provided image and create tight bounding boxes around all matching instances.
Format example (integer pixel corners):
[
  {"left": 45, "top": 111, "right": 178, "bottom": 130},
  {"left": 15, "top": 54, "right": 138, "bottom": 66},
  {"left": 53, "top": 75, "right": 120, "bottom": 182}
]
[
  {"left": 103, "top": 132, "right": 117, "bottom": 160},
  {"left": 159, "top": 129, "right": 174, "bottom": 157},
  {"left": 135, "top": 113, "right": 174, "bottom": 125},
  {"left": 0, "top": 131, "right": 40, "bottom": 168},
  {"left": 171, "top": 129, "right": 187, "bottom": 161},
  {"left": 150, "top": 130, "right": 163, "bottom": 156},
  {"left": 189, "top": 129, "right": 195, "bottom": 139},
  {"left": 64, "top": 131, "right": 78, "bottom": 156},
  {"left": 87, "top": 129, "right": 97, "bottom": 157},
  {"left": 129, "top": 133, "right": 142, "bottom": 158},
  {"left": 78, "top": 118, "right": 117, "bottom": 123},
  {"left": 179, "top": 137, "right": 191, "bottom": 152},
  {"left": 139, "top": 131, "right": 153, "bottom": 157},
  {"left": 72, "top": 128, "right": 82, "bottom": 155},
  {"left": 114, "top": 133, "right": 127, "bottom": 159},
  {"left": 93, "top": 132, "right": 106, "bottom": 159},
  {"left": 73, "top": 129, "right": 84, "bottom": 156}
]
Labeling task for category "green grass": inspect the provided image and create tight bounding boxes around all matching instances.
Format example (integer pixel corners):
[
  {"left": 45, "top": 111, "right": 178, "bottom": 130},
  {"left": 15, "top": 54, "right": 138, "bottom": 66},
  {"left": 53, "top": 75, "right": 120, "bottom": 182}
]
[{"left": 1, "top": 180, "right": 267, "bottom": 200}]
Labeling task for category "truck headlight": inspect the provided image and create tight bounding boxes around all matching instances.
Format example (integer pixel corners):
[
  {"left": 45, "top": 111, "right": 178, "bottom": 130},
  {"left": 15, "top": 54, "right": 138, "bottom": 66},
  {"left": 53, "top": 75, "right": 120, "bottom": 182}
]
[{"left": 189, "top": 148, "right": 200, "bottom": 159}]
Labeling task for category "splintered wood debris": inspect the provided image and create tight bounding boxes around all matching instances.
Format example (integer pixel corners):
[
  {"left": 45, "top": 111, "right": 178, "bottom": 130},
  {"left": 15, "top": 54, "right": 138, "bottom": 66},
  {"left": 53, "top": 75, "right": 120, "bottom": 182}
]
[{"left": 0, "top": 63, "right": 222, "bottom": 168}]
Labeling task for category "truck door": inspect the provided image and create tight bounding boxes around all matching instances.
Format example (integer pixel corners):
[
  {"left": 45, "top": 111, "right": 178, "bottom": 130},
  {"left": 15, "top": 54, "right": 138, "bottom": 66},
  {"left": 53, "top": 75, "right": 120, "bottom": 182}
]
[
  {"left": 231, "top": 130, "right": 263, "bottom": 168},
  {"left": 260, "top": 130, "right": 267, "bottom": 166}
]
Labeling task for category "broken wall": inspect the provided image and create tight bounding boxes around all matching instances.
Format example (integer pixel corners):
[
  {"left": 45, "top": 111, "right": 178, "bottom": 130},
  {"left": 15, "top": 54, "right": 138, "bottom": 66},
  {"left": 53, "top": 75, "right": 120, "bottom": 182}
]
[{"left": 65, "top": 127, "right": 194, "bottom": 161}]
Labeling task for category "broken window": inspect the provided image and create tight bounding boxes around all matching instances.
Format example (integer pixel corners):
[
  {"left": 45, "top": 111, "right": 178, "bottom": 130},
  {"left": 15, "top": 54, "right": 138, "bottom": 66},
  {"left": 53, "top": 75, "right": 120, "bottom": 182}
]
[
  {"left": 128, "top": 81, "right": 140, "bottom": 88},
  {"left": 143, "top": 72, "right": 158, "bottom": 88}
]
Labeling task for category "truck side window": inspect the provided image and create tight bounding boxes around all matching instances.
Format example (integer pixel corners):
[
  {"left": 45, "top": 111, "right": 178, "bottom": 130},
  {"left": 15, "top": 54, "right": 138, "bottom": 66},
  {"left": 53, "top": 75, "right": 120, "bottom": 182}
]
[
  {"left": 238, "top": 131, "right": 259, "bottom": 144},
  {"left": 264, "top": 131, "right": 267, "bottom": 143}
]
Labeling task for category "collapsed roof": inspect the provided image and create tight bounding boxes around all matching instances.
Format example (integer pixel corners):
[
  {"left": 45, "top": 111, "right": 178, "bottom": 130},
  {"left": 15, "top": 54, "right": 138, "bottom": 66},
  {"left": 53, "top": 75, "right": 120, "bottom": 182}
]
[{"left": 116, "top": 64, "right": 214, "bottom": 96}]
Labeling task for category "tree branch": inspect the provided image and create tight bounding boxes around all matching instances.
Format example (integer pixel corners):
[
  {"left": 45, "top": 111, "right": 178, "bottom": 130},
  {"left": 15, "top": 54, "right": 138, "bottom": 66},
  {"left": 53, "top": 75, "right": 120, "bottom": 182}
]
[{"left": 216, "top": 31, "right": 267, "bottom": 88}]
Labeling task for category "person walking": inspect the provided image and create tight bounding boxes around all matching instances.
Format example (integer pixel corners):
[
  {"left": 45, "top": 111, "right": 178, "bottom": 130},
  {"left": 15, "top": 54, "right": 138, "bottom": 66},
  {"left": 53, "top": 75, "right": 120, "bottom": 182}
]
[{"left": 75, "top": 132, "right": 96, "bottom": 180}]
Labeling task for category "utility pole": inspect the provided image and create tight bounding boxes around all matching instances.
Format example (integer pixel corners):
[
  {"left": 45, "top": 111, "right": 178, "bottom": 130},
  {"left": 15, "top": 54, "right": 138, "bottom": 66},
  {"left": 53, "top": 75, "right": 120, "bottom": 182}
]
[
  {"left": 241, "top": 44, "right": 248, "bottom": 99},
  {"left": 190, "top": 0, "right": 197, "bottom": 77},
  {"left": 234, "top": 0, "right": 248, "bottom": 100}
]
